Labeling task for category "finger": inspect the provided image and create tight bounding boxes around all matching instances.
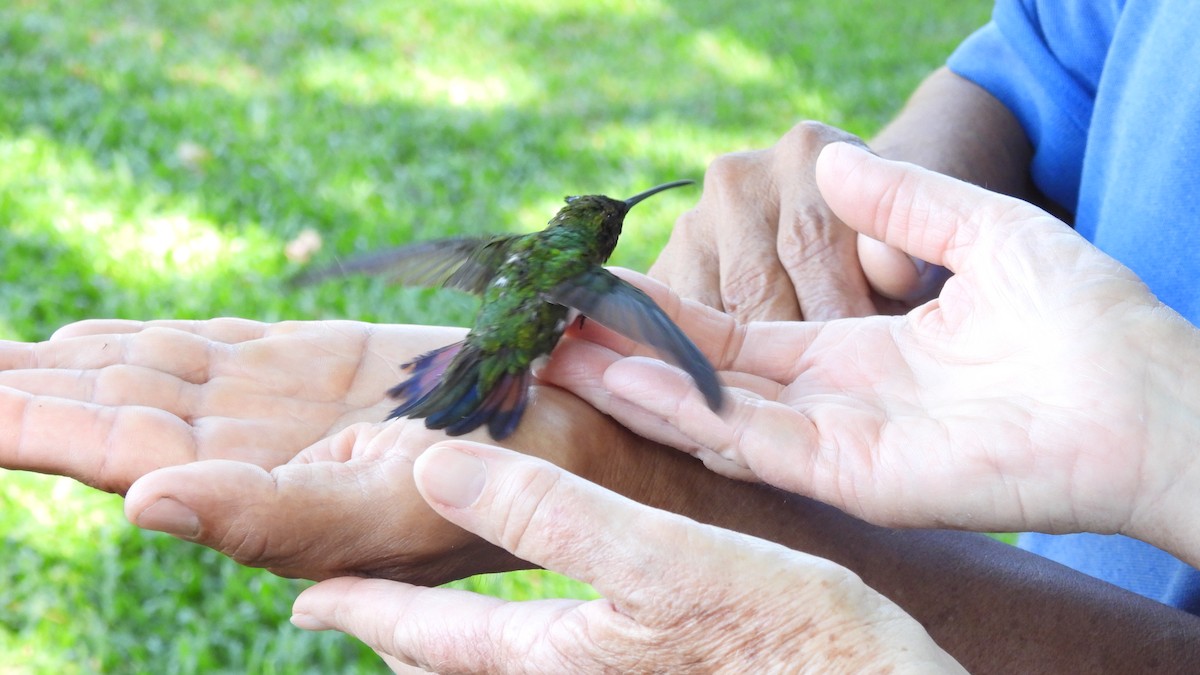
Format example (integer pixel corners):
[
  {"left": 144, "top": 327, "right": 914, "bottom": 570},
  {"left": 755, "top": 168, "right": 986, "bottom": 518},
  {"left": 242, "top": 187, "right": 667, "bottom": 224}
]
[
  {"left": 579, "top": 268, "right": 740, "bottom": 364},
  {"left": 697, "top": 152, "right": 805, "bottom": 322},
  {"left": 0, "top": 386, "right": 197, "bottom": 493},
  {"left": 538, "top": 337, "right": 718, "bottom": 454},
  {"left": 411, "top": 441, "right": 737, "bottom": 611},
  {"left": 648, "top": 211, "right": 724, "bottom": 311},
  {"left": 0, "top": 340, "right": 42, "bottom": 370},
  {"left": 293, "top": 578, "right": 505, "bottom": 672},
  {"left": 127, "top": 459, "right": 412, "bottom": 579},
  {"left": 293, "top": 577, "right": 605, "bottom": 673},
  {"left": 570, "top": 269, "right": 823, "bottom": 384},
  {"left": 0, "top": 365, "right": 194, "bottom": 415},
  {"left": 857, "top": 236, "right": 951, "bottom": 303},
  {"left": 51, "top": 317, "right": 270, "bottom": 344},
  {"left": 775, "top": 204, "right": 876, "bottom": 321},
  {"left": 815, "top": 142, "right": 1055, "bottom": 272},
  {"left": 719, "top": 238, "right": 803, "bottom": 322},
  {"left": 0, "top": 381, "right": 323, "bottom": 492},
  {"left": 767, "top": 126, "right": 876, "bottom": 320},
  {"left": 601, "top": 357, "right": 810, "bottom": 486},
  {"left": 540, "top": 337, "right": 784, "bottom": 466},
  {"left": 8, "top": 329, "right": 220, "bottom": 383},
  {"left": 11, "top": 322, "right": 391, "bottom": 400},
  {"left": 51, "top": 319, "right": 149, "bottom": 340},
  {"left": 0, "top": 364, "right": 349, "bottom": 450},
  {"left": 126, "top": 422, "right": 520, "bottom": 584}
]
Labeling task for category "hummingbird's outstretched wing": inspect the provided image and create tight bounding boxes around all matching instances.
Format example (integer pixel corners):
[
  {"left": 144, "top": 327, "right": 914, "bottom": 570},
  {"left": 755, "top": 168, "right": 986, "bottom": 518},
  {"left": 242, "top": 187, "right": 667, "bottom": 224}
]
[
  {"left": 547, "top": 268, "right": 724, "bottom": 411},
  {"left": 292, "top": 236, "right": 518, "bottom": 295}
]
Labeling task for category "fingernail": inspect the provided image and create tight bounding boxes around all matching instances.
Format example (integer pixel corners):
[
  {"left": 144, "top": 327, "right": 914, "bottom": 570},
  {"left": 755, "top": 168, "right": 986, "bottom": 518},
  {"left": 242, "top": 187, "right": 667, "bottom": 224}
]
[
  {"left": 418, "top": 444, "right": 487, "bottom": 508},
  {"left": 135, "top": 498, "right": 200, "bottom": 539},
  {"left": 290, "top": 613, "right": 331, "bottom": 631}
]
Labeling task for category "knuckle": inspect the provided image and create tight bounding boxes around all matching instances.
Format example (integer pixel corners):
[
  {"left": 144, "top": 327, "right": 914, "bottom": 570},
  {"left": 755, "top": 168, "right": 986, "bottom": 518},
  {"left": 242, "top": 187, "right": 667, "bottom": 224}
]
[
  {"left": 92, "top": 364, "right": 137, "bottom": 404},
  {"left": 721, "top": 265, "right": 783, "bottom": 317},
  {"left": 778, "top": 120, "right": 862, "bottom": 153},
  {"left": 490, "top": 462, "right": 568, "bottom": 559},
  {"left": 775, "top": 203, "right": 860, "bottom": 275},
  {"left": 702, "top": 152, "right": 774, "bottom": 206},
  {"left": 772, "top": 122, "right": 868, "bottom": 184},
  {"left": 704, "top": 150, "right": 762, "bottom": 187},
  {"left": 129, "top": 327, "right": 212, "bottom": 382},
  {"left": 219, "top": 524, "right": 274, "bottom": 567},
  {"left": 781, "top": 202, "right": 845, "bottom": 244},
  {"left": 664, "top": 206, "right": 707, "bottom": 240}
]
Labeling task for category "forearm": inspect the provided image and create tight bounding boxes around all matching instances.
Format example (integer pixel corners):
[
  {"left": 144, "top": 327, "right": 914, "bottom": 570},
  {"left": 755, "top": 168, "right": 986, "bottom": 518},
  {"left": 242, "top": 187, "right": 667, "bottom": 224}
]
[
  {"left": 593, "top": 440, "right": 1200, "bottom": 673},
  {"left": 870, "top": 67, "right": 1036, "bottom": 203}
]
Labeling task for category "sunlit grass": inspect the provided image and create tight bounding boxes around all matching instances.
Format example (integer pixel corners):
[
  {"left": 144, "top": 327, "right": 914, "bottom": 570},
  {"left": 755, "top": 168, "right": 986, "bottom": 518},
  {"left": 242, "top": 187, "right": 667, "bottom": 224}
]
[{"left": 0, "top": 0, "right": 992, "bottom": 670}]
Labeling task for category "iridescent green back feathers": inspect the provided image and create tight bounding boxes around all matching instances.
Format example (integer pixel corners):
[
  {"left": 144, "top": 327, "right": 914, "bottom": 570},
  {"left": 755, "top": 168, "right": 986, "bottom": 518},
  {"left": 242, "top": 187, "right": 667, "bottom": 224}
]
[{"left": 297, "top": 180, "right": 722, "bottom": 440}]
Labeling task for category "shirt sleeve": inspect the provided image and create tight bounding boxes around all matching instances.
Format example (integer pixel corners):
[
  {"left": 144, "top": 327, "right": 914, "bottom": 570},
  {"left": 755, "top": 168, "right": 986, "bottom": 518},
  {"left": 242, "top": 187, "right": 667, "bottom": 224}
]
[{"left": 946, "top": 0, "right": 1114, "bottom": 213}]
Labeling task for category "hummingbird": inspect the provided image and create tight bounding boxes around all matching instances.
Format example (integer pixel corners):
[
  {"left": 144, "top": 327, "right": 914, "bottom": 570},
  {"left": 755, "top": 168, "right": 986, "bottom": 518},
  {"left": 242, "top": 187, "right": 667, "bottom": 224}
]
[{"left": 297, "top": 180, "right": 723, "bottom": 440}]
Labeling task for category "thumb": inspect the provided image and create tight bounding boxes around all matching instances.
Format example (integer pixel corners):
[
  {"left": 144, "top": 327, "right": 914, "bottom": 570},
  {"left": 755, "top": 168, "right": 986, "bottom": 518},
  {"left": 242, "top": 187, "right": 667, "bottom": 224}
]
[
  {"left": 124, "top": 451, "right": 514, "bottom": 584},
  {"left": 410, "top": 441, "right": 727, "bottom": 613},
  {"left": 124, "top": 458, "right": 406, "bottom": 578},
  {"left": 814, "top": 142, "right": 1054, "bottom": 274}
]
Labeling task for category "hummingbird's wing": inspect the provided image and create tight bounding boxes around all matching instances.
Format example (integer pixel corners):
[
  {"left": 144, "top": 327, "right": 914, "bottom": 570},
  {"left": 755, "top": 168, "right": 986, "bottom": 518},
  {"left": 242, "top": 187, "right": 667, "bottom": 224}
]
[
  {"left": 547, "top": 268, "right": 724, "bottom": 411},
  {"left": 293, "top": 236, "right": 517, "bottom": 295}
]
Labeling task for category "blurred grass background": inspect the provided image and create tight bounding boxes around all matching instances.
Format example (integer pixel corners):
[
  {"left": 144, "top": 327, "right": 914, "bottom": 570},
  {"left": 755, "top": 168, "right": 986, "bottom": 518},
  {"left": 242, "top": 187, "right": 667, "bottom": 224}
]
[{"left": 0, "top": 0, "right": 990, "bottom": 671}]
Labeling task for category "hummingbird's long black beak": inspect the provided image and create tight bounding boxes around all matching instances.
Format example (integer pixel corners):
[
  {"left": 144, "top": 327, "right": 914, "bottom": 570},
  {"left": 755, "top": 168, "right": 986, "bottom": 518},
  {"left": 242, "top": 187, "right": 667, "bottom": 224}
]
[{"left": 623, "top": 179, "right": 695, "bottom": 210}]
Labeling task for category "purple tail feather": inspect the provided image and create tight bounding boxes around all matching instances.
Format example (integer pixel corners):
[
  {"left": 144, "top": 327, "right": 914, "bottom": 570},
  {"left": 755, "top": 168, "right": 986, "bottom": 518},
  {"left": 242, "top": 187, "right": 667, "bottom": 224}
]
[{"left": 386, "top": 341, "right": 531, "bottom": 440}]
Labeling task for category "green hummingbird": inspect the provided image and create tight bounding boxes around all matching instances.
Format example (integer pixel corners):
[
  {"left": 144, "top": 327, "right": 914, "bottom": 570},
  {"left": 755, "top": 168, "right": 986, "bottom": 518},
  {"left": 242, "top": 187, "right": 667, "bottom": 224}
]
[{"left": 298, "top": 180, "right": 723, "bottom": 440}]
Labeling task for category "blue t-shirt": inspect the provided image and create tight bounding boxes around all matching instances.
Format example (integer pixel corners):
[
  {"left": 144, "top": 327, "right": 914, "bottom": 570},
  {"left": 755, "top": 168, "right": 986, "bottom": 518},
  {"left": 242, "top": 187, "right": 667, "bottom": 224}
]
[{"left": 948, "top": 0, "right": 1200, "bottom": 613}]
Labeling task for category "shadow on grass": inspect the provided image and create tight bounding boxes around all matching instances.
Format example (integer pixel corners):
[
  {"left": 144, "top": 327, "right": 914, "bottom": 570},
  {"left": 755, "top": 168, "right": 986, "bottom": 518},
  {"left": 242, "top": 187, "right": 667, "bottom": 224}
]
[
  {"left": 0, "top": 0, "right": 987, "bottom": 339},
  {"left": 0, "top": 471, "right": 375, "bottom": 671}
]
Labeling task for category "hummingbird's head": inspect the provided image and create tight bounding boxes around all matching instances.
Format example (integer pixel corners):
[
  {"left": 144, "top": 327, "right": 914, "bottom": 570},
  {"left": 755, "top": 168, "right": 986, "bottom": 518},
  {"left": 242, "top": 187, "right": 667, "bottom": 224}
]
[
  {"left": 559, "top": 194, "right": 630, "bottom": 230},
  {"left": 560, "top": 179, "right": 695, "bottom": 231},
  {"left": 553, "top": 180, "right": 695, "bottom": 257}
]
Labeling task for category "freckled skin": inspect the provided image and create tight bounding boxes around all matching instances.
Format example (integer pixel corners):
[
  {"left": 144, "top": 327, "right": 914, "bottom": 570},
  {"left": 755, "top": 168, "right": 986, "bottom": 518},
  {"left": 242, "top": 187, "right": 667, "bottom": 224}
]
[{"left": 301, "top": 180, "right": 722, "bottom": 440}]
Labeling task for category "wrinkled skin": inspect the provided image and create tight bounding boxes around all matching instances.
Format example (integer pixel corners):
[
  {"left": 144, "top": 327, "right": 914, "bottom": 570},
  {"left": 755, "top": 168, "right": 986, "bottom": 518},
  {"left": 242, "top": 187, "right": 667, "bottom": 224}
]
[
  {"left": 543, "top": 144, "right": 1200, "bottom": 563},
  {"left": 293, "top": 442, "right": 965, "bottom": 674},
  {"left": 3, "top": 142, "right": 1200, "bottom": 672},
  {"left": 651, "top": 121, "right": 939, "bottom": 322},
  {"left": 0, "top": 320, "right": 622, "bottom": 583}
]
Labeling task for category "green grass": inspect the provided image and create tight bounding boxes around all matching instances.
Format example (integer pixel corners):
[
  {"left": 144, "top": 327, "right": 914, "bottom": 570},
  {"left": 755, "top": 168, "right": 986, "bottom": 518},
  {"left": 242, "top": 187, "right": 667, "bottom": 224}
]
[{"left": 0, "top": 0, "right": 991, "bottom": 671}]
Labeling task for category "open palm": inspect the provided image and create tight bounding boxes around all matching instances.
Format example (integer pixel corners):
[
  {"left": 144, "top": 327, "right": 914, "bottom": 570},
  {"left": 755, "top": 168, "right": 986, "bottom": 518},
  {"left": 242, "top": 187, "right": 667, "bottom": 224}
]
[
  {"left": 0, "top": 319, "right": 609, "bottom": 582},
  {"left": 543, "top": 143, "right": 1196, "bottom": 542}
]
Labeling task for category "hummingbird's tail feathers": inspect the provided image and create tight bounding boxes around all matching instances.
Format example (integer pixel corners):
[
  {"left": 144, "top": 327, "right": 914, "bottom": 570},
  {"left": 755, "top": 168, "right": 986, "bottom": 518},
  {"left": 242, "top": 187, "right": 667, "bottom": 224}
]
[
  {"left": 443, "top": 370, "right": 530, "bottom": 440},
  {"left": 386, "top": 342, "right": 464, "bottom": 408},
  {"left": 386, "top": 342, "right": 530, "bottom": 440}
]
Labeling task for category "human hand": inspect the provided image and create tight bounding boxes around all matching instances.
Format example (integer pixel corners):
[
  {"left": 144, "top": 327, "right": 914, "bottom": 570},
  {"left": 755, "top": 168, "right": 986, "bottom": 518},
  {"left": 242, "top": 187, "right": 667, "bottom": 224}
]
[
  {"left": 650, "top": 121, "right": 943, "bottom": 322},
  {"left": 542, "top": 143, "right": 1200, "bottom": 562},
  {"left": 292, "top": 441, "right": 964, "bottom": 674},
  {"left": 0, "top": 320, "right": 629, "bottom": 583}
]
